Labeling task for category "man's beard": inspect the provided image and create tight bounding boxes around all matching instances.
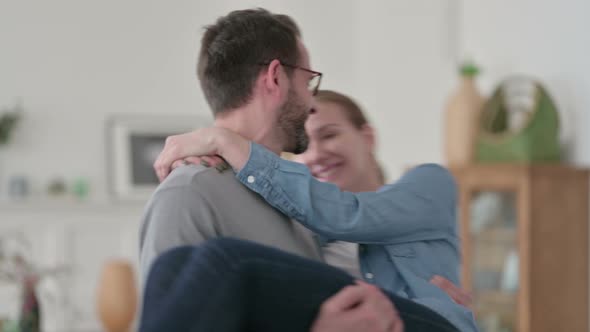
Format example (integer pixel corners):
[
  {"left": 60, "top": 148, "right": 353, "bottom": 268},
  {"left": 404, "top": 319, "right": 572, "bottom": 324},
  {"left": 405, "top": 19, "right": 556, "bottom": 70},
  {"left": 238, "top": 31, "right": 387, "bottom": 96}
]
[{"left": 278, "top": 89, "right": 309, "bottom": 154}]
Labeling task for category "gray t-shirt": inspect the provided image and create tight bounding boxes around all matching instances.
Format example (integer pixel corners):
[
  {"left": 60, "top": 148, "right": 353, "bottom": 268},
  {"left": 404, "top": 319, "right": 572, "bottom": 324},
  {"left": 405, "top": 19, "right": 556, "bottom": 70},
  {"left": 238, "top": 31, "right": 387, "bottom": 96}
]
[
  {"left": 323, "top": 241, "right": 361, "bottom": 279},
  {"left": 139, "top": 164, "right": 323, "bottom": 282}
]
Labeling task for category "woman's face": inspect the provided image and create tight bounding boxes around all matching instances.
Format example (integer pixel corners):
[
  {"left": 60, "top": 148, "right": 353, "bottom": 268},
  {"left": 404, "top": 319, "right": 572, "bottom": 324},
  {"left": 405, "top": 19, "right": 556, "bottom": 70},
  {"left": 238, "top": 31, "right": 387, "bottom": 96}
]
[{"left": 295, "top": 101, "right": 376, "bottom": 192}]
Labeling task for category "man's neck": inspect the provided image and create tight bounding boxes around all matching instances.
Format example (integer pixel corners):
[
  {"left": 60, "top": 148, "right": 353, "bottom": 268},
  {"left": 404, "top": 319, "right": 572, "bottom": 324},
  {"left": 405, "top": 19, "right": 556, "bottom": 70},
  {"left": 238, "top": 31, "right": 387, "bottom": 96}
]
[{"left": 213, "top": 105, "right": 283, "bottom": 155}]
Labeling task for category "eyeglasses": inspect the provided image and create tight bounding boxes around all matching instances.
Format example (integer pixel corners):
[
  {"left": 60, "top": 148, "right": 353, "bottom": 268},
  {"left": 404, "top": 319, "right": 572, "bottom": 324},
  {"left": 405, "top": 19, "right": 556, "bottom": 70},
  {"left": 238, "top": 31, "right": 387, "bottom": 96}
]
[{"left": 259, "top": 62, "right": 323, "bottom": 96}]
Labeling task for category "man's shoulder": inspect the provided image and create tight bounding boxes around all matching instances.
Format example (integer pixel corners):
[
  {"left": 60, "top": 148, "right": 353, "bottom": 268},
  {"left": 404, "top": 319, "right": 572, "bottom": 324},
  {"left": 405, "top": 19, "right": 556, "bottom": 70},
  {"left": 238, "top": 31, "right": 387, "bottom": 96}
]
[
  {"left": 139, "top": 164, "right": 244, "bottom": 250},
  {"left": 147, "top": 163, "right": 276, "bottom": 214},
  {"left": 154, "top": 164, "right": 243, "bottom": 197}
]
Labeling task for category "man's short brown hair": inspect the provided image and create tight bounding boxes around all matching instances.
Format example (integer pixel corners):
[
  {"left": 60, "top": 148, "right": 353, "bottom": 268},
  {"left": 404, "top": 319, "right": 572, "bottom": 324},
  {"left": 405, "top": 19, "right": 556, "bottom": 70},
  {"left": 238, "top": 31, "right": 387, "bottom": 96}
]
[{"left": 197, "top": 9, "right": 301, "bottom": 115}]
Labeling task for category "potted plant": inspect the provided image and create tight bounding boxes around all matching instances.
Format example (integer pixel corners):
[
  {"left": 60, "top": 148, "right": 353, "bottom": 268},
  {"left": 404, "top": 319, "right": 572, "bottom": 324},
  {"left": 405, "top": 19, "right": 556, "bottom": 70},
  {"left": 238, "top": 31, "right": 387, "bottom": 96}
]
[
  {"left": 0, "top": 236, "right": 69, "bottom": 332},
  {"left": 0, "top": 104, "right": 22, "bottom": 145}
]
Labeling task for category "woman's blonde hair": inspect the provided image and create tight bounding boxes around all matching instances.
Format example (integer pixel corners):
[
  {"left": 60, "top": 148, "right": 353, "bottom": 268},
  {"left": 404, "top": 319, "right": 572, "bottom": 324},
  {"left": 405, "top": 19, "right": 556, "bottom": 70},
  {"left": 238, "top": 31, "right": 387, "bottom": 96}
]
[{"left": 314, "top": 90, "right": 369, "bottom": 129}]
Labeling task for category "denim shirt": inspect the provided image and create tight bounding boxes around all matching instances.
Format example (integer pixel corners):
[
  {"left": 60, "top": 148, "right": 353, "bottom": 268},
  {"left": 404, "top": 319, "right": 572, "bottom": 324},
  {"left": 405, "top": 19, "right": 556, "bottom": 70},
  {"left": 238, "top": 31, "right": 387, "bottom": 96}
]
[{"left": 236, "top": 142, "right": 479, "bottom": 332}]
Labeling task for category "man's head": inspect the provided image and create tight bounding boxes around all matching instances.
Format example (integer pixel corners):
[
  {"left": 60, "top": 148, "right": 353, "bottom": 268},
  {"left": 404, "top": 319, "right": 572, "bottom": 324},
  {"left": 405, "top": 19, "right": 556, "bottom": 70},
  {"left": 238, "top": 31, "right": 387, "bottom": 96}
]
[{"left": 197, "top": 9, "right": 320, "bottom": 153}]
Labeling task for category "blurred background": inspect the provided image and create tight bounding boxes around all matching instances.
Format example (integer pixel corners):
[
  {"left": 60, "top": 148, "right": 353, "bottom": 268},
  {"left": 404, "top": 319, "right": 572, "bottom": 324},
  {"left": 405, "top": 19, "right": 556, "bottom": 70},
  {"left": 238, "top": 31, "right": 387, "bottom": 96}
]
[{"left": 0, "top": 0, "right": 589, "bottom": 331}]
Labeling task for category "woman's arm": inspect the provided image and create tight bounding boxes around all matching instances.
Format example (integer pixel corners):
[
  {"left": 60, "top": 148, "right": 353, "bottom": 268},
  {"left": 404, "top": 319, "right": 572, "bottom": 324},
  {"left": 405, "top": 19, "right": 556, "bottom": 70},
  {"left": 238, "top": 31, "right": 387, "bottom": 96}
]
[{"left": 236, "top": 143, "right": 458, "bottom": 244}]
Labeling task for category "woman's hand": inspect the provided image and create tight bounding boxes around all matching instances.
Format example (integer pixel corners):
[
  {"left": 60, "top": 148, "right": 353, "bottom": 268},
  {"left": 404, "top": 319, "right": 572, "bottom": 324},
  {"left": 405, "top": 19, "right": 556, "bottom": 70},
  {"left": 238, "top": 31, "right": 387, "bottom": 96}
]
[
  {"left": 153, "top": 127, "right": 250, "bottom": 181},
  {"left": 430, "top": 275, "right": 473, "bottom": 310}
]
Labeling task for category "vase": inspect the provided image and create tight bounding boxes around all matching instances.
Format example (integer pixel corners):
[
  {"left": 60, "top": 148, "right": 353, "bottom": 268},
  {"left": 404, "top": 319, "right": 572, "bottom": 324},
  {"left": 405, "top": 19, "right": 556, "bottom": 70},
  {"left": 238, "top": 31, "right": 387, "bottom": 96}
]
[
  {"left": 444, "top": 63, "right": 485, "bottom": 166},
  {"left": 96, "top": 260, "right": 138, "bottom": 332}
]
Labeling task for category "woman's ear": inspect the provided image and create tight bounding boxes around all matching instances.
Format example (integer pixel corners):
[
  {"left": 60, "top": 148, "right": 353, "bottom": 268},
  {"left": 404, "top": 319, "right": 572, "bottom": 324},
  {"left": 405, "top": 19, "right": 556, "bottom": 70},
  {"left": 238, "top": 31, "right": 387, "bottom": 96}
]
[{"left": 360, "top": 124, "right": 377, "bottom": 152}]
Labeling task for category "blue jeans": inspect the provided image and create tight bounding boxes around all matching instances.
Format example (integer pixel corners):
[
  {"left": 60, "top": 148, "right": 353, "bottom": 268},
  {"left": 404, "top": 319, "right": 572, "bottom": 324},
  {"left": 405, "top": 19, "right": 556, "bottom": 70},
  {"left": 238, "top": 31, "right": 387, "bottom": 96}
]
[{"left": 140, "top": 238, "right": 459, "bottom": 332}]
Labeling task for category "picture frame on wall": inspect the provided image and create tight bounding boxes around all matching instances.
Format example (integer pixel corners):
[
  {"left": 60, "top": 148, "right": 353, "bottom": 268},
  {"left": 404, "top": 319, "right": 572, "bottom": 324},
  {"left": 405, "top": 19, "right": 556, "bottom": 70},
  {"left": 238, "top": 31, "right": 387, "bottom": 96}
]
[{"left": 106, "top": 114, "right": 212, "bottom": 200}]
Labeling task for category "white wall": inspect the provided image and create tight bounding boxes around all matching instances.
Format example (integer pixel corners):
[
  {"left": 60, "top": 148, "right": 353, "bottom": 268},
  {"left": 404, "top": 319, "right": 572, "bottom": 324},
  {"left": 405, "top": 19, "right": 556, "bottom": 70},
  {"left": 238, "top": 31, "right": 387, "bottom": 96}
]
[{"left": 355, "top": 0, "right": 457, "bottom": 178}]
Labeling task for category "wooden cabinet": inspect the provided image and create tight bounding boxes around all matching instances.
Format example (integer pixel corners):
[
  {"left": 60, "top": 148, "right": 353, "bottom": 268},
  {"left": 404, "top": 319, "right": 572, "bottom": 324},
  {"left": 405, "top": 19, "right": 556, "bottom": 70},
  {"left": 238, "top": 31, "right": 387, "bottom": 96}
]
[{"left": 450, "top": 164, "right": 588, "bottom": 332}]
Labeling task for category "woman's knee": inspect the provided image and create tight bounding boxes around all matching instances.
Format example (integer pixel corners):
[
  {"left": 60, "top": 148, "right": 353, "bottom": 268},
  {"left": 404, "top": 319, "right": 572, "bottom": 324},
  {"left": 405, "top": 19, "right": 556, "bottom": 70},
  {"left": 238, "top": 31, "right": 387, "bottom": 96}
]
[{"left": 197, "top": 238, "right": 272, "bottom": 276}]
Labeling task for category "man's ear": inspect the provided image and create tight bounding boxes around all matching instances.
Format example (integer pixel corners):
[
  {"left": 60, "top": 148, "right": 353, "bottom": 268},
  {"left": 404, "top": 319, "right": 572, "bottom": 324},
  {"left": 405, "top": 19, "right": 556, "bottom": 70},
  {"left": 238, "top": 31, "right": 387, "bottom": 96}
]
[{"left": 263, "top": 59, "right": 283, "bottom": 94}]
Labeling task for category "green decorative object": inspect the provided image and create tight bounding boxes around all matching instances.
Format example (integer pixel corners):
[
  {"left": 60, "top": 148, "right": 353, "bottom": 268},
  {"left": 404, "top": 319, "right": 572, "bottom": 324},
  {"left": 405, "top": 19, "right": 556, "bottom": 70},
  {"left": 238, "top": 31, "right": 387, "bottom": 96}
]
[
  {"left": 476, "top": 77, "right": 560, "bottom": 162},
  {"left": 460, "top": 61, "right": 480, "bottom": 77},
  {"left": 72, "top": 178, "right": 90, "bottom": 199}
]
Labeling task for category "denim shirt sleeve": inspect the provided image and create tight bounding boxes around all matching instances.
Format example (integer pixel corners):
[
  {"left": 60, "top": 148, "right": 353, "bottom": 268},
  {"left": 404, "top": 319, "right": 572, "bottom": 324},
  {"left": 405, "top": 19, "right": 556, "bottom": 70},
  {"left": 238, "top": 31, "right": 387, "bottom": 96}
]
[{"left": 237, "top": 142, "right": 458, "bottom": 244}]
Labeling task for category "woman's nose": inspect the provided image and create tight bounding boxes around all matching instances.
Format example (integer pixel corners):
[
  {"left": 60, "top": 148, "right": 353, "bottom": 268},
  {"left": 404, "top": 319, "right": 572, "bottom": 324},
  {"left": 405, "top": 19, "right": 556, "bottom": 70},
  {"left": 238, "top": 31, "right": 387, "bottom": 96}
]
[{"left": 299, "top": 142, "right": 324, "bottom": 166}]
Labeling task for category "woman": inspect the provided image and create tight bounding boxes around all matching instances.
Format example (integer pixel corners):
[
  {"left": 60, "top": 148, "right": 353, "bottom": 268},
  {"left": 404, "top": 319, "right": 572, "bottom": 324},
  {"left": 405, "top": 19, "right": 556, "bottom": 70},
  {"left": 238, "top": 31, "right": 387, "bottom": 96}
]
[{"left": 144, "top": 90, "right": 477, "bottom": 332}]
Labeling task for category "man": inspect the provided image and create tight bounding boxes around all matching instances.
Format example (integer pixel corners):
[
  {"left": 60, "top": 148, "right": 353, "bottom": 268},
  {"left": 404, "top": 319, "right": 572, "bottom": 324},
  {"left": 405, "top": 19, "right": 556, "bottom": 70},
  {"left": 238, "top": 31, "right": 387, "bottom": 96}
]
[
  {"left": 139, "top": 10, "right": 323, "bottom": 281},
  {"left": 140, "top": 8, "right": 468, "bottom": 332}
]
